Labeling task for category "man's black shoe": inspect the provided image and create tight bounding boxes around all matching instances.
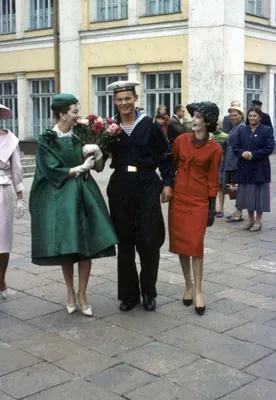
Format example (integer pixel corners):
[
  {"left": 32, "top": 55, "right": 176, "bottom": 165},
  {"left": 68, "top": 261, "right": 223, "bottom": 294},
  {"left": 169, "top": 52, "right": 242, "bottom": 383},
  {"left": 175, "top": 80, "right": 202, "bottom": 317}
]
[
  {"left": 119, "top": 300, "right": 139, "bottom": 312},
  {"left": 142, "top": 294, "right": 156, "bottom": 311}
]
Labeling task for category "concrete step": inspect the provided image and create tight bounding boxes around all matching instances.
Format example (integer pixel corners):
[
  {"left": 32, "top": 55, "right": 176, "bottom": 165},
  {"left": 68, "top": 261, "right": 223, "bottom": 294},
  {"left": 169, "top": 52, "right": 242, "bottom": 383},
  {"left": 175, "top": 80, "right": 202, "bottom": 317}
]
[
  {"left": 23, "top": 164, "right": 36, "bottom": 177},
  {"left": 20, "top": 156, "right": 36, "bottom": 166}
]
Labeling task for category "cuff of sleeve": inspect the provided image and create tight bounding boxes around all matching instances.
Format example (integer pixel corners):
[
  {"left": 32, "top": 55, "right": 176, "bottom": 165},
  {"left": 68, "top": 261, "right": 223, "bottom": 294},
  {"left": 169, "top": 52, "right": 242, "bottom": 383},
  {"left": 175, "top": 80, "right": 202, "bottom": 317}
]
[
  {"left": 209, "top": 191, "right": 217, "bottom": 198},
  {"left": 15, "top": 183, "right": 24, "bottom": 193},
  {"left": 163, "top": 178, "right": 174, "bottom": 187}
]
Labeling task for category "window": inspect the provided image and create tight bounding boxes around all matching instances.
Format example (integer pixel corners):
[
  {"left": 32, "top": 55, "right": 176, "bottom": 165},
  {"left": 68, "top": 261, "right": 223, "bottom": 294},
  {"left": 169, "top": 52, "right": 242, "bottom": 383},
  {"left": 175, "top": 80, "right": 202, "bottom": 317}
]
[
  {"left": 95, "top": 74, "right": 127, "bottom": 118},
  {"left": 94, "top": 0, "right": 128, "bottom": 22},
  {"left": 141, "top": 0, "right": 181, "bottom": 16},
  {"left": 29, "top": 0, "right": 53, "bottom": 30},
  {"left": 244, "top": 72, "right": 263, "bottom": 111},
  {"left": 0, "top": 81, "right": 18, "bottom": 135},
  {"left": 246, "top": 0, "right": 263, "bottom": 16},
  {"left": 0, "top": 0, "right": 16, "bottom": 33},
  {"left": 30, "top": 79, "right": 55, "bottom": 139},
  {"left": 144, "top": 72, "right": 181, "bottom": 117}
]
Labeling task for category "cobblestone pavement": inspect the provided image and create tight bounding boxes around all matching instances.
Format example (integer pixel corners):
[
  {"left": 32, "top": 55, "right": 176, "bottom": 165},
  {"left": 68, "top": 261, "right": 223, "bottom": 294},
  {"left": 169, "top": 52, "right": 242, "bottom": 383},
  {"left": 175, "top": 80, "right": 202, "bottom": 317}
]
[{"left": 1, "top": 156, "right": 276, "bottom": 400}]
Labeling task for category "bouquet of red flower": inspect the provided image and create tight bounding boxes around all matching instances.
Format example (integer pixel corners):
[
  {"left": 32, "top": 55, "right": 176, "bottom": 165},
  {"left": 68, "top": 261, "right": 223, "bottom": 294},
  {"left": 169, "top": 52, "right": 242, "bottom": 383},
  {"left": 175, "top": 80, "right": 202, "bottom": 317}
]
[{"left": 74, "top": 114, "right": 123, "bottom": 159}]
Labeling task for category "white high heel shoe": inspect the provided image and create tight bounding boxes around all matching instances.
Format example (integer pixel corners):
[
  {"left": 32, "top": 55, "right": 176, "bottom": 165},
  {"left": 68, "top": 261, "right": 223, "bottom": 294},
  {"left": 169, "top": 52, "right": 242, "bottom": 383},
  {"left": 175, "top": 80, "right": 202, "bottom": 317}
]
[
  {"left": 0, "top": 288, "right": 8, "bottom": 300},
  {"left": 66, "top": 304, "right": 77, "bottom": 314},
  {"left": 77, "top": 293, "right": 93, "bottom": 316}
]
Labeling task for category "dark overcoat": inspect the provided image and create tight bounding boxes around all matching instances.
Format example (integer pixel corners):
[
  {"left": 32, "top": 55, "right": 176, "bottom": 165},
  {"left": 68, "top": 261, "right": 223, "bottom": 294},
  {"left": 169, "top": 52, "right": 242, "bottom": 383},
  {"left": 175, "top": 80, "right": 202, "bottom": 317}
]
[{"left": 233, "top": 124, "right": 274, "bottom": 184}]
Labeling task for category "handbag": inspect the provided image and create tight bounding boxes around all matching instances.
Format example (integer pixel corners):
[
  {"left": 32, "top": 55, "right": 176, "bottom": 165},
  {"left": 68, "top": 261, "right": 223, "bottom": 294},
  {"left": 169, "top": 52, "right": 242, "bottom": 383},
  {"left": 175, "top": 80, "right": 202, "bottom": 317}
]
[{"left": 226, "top": 184, "right": 238, "bottom": 200}]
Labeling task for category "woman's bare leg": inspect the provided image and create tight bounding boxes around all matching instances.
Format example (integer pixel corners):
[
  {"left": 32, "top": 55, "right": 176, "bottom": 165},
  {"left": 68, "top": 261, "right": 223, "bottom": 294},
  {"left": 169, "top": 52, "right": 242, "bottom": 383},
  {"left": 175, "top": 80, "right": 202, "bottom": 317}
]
[
  {"left": 192, "top": 256, "right": 204, "bottom": 308},
  {"left": 179, "top": 255, "right": 193, "bottom": 300},
  {"left": 61, "top": 264, "right": 75, "bottom": 305},
  {"left": 78, "top": 259, "right": 92, "bottom": 308}
]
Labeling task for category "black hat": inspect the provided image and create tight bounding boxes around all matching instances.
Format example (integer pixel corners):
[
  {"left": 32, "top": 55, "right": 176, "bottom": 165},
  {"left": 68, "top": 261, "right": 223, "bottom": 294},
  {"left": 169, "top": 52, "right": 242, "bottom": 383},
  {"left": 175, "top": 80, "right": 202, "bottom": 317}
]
[
  {"left": 186, "top": 101, "right": 219, "bottom": 125},
  {"left": 251, "top": 99, "right": 262, "bottom": 107}
]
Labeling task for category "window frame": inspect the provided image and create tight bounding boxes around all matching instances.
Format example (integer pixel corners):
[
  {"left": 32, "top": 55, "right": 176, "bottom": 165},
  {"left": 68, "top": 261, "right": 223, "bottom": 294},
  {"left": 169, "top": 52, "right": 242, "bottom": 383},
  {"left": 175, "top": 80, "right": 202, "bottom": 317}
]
[
  {"left": 0, "top": 0, "right": 16, "bottom": 34},
  {"left": 245, "top": 0, "right": 263, "bottom": 17},
  {"left": 143, "top": 71, "right": 181, "bottom": 117},
  {"left": 0, "top": 80, "right": 18, "bottom": 135},
  {"left": 29, "top": 0, "right": 53, "bottom": 30},
  {"left": 94, "top": 73, "right": 128, "bottom": 118},
  {"left": 29, "top": 78, "right": 55, "bottom": 139},
  {"left": 92, "top": 0, "right": 128, "bottom": 22},
  {"left": 244, "top": 72, "right": 263, "bottom": 111},
  {"left": 141, "top": 0, "right": 181, "bottom": 17}
]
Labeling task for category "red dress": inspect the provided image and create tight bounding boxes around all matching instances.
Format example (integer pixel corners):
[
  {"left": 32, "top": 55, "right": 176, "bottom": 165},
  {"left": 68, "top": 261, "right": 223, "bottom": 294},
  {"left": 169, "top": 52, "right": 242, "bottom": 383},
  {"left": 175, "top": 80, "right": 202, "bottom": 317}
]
[{"left": 169, "top": 134, "right": 222, "bottom": 257}]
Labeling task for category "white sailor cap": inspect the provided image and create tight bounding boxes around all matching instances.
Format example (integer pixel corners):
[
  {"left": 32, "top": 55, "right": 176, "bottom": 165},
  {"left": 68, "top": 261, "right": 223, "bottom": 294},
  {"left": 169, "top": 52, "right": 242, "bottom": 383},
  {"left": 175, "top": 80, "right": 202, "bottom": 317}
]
[{"left": 106, "top": 80, "right": 140, "bottom": 93}]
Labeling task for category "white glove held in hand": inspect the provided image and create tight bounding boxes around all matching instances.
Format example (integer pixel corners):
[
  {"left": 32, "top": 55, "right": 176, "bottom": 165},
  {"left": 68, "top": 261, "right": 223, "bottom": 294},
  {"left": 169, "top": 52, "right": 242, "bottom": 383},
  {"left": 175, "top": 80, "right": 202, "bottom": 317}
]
[
  {"left": 82, "top": 144, "right": 103, "bottom": 162},
  {"left": 75, "top": 155, "right": 95, "bottom": 178},
  {"left": 16, "top": 199, "right": 26, "bottom": 219}
]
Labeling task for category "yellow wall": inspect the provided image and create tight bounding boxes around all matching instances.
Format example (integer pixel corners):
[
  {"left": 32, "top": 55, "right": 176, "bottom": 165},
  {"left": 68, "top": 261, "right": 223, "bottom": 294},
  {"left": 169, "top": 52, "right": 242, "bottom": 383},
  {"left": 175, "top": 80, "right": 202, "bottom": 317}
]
[
  {"left": 80, "top": 35, "right": 188, "bottom": 115},
  {"left": 245, "top": 14, "right": 269, "bottom": 26},
  {"left": 245, "top": 36, "right": 276, "bottom": 65},
  {"left": 0, "top": 48, "right": 54, "bottom": 75}
]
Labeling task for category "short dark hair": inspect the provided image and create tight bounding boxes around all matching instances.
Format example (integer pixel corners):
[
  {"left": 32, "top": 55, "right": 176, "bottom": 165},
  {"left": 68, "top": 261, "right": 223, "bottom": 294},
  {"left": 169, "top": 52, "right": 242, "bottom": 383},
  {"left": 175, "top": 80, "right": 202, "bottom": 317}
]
[
  {"left": 114, "top": 89, "right": 137, "bottom": 98},
  {"left": 138, "top": 107, "right": 144, "bottom": 111},
  {"left": 174, "top": 104, "right": 184, "bottom": 113},
  {"left": 51, "top": 105, "right": 70, "bottom": 120},
  {"left": 247, "top": 106, "right": 262, "bottom": 118}
]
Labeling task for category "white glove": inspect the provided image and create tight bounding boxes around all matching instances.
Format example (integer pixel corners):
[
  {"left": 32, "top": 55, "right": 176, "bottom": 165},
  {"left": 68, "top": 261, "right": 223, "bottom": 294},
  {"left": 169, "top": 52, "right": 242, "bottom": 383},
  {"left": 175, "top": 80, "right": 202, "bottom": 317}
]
[
  {"left": 15, "top": 199, "right": 26, "bottom": 219},
  {"left": 75, "top": 155, "right": 95, "bottom": 177},
  {"left": 82, "top": 144, "right": 103, "bottom": 162}
]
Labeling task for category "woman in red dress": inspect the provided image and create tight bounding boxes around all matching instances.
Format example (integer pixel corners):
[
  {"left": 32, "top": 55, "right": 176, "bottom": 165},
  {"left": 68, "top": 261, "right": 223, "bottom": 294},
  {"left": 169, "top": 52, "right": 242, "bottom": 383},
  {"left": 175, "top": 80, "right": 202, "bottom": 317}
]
[{"left": 168, "top": 102, "right": 222, "bottom": 315}]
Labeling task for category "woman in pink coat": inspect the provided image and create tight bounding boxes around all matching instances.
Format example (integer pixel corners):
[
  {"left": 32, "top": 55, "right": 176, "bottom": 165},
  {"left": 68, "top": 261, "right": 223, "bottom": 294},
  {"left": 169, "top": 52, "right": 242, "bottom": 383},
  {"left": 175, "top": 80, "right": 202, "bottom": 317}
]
[{"left": 0, "top": 104, "right": 25, "bottom": 299}]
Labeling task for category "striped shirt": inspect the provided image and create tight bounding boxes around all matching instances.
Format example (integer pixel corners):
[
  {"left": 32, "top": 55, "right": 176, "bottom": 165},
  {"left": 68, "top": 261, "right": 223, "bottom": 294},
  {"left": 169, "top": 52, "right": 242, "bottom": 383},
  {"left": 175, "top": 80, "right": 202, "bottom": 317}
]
[{"left": 122, "top": 125, "right": 134, "bottom": 136}]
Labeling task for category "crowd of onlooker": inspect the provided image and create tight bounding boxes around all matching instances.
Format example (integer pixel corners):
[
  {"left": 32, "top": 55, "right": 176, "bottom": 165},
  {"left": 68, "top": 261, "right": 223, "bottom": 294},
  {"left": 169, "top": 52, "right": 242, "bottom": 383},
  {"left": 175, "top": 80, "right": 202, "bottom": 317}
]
[{"left": 139, "top": 100, "right": 274, "bottom": 232}]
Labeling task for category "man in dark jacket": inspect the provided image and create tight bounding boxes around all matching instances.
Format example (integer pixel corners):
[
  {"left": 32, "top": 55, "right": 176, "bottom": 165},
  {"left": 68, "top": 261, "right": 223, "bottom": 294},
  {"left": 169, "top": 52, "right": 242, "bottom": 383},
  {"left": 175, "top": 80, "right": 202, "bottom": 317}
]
[
  {"left": 246, "top": 100, "right": 273, "bottom": 128},
  {"left": 222, "top": 100, "right": 241, "bottom": 133},
  {"left": 167, "top": 105, "right": 186, "bottom": 148},
  {"left": 105, "top": 80, "right": 173, "bottom": 312}
]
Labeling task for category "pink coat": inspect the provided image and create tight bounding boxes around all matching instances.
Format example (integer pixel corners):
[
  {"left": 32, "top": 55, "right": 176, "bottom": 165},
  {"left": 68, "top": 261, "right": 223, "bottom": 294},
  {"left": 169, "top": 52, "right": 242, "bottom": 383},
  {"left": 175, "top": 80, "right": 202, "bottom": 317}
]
[{"left": 0, "top": 130, "right": 24, "bottom": 253}]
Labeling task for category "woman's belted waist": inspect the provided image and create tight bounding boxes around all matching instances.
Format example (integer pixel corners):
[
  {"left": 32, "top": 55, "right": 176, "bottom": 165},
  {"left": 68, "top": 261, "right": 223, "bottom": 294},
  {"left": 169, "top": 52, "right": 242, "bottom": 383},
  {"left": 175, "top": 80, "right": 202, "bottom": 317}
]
[{"left": 0, "top": 169, "right": 12, "bottom": 185}]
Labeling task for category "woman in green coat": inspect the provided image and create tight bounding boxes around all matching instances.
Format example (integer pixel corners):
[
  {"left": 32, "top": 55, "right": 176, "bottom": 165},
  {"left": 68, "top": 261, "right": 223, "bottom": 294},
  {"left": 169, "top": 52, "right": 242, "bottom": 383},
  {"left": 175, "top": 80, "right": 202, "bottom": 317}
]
[{"left": 29, "top": 93, "right": 117, "bottom": 316}]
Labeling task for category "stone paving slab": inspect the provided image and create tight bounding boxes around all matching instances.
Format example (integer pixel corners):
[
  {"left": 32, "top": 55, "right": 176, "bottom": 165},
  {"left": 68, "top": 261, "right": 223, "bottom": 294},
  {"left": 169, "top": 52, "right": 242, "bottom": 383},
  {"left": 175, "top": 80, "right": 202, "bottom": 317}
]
[
  {"left": 57, "top": 319, "right": 152, "bottom": 356},
  {"left": 103, "top": 308, "right": 184, "bottom": 337},
  {"left": 118, "top": 342, "right": 199, "bottom": 376},
  {"left": 0, "top": 362, "right": 73, "bottom": 399},
  {"left": 0, "top": 316, "right": 42, "bottom": 343},
  {"left": 54, "top": 349, "right": 119, "bottom": 378},
  {"left": 0, "top": 295, "right": 63, "bottom": 320},
  {"left": 0, "top": 341, "right": 41, "bottom": 377},
  {"left": 86, "top": 363, "right": 155, "bottom": 396},
  {"left": 221, "top": 378, "right": 276, "bottom": 400},
  {"left": 126, "top": 379, "right": 209, "bottom": 400},
  {"left": 0, "top": 157, "right": 275, "bottom": 399},
  {"left": 165, "top": 359, "right": 255, "bottom": 399},
  {"left": 244, "top": 352, "right": 276, "bottom": 382},
  {"left": 11, "top": 331, "right": 88, "bottom": 362},
  {"left": 25, "top": 379, "right": 122, "bottom": 400},
  {"left": 155, "top": 324, "right": 272, "bottom": 369}
]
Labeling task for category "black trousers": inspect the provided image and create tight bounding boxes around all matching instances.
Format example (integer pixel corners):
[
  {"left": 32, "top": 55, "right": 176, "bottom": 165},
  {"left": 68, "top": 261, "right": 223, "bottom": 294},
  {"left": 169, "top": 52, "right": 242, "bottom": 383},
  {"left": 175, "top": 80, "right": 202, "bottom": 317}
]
[{"left": 107, "top": 170, "right": 165, "bottom": 302}]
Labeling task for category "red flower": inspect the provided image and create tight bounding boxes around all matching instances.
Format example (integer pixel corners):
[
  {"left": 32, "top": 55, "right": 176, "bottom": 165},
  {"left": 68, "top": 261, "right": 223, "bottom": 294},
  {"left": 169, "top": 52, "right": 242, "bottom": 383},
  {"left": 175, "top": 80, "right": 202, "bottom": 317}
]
[
  {"left": 106, "top": 117, "right": 116, "bottom": 124},
  {"left": 86, "top": 114, "right": 98, "bottom": 121},
  {"left": 91, "top": 121, "right": 105, "bottom": 134}
]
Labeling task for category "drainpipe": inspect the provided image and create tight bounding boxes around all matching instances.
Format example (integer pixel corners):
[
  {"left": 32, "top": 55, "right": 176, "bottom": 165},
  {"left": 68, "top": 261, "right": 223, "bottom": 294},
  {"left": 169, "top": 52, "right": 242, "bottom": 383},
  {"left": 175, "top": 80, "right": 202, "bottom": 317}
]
[{"left": 53, "top": 0, "right": 60, "bottom": 93}]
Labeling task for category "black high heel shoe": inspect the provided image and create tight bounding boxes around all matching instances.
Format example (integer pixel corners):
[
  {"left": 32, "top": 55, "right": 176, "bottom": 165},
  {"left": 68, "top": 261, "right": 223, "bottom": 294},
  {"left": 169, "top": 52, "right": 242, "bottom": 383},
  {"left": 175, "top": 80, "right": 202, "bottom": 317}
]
[
  {"left": 195, "top": 305, "right": 205, "bottom": 315},
  {"left": 183, "top": 298, "right": 193, "bottom": 307}
]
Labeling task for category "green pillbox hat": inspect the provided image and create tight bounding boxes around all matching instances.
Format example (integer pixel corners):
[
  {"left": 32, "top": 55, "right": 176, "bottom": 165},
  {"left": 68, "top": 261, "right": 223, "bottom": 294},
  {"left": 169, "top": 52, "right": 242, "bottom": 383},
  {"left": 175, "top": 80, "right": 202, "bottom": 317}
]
[{"left": 51, "top": 93, "right": 79, "bottom": 108}]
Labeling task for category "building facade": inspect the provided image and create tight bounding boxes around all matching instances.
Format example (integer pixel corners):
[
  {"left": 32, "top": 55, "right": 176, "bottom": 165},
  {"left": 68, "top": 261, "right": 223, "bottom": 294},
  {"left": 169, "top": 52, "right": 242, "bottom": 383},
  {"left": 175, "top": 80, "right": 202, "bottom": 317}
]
[{"left": 0, "top": 0, "right": 276, "bottom": 142}]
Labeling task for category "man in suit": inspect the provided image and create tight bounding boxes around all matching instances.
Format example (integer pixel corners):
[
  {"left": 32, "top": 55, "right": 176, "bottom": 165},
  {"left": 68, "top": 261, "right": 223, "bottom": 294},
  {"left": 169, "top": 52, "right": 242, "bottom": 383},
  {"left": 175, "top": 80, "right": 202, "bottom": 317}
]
[
  {"left": 167, "top": 105, "right": 186, "bottom": 148},
  {"left": 222, "top": 100, "right": 241, "bottom": 133},
  {"left": 246, "top": 100, "right": 273, "bottom": 128}
]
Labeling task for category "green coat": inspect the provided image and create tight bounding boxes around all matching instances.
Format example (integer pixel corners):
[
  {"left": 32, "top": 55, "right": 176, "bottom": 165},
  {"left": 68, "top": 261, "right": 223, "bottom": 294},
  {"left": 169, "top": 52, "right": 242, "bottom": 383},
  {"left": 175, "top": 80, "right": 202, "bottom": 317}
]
[{"left": 29, "top": 130, "right": 117, "bottom": 266}]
